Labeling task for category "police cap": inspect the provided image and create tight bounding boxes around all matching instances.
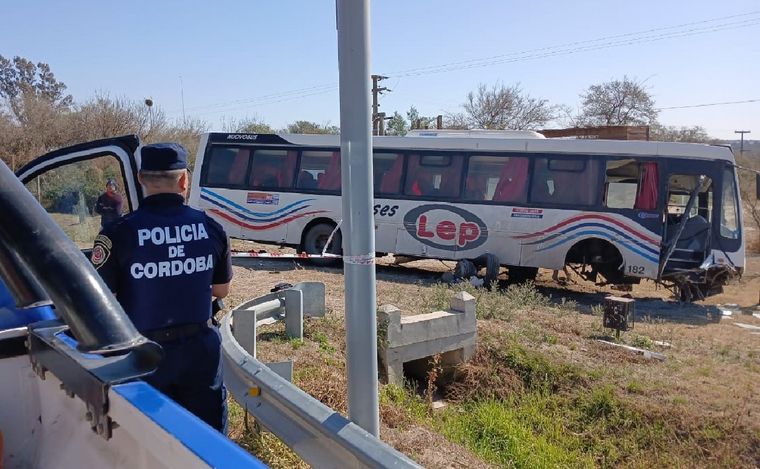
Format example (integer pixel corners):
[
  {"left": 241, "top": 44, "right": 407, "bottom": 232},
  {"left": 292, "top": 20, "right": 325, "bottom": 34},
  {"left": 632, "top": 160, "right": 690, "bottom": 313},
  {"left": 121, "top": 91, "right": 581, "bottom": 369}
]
[{"left": 141, "top": 143, "right": 188, "bottom": 171}]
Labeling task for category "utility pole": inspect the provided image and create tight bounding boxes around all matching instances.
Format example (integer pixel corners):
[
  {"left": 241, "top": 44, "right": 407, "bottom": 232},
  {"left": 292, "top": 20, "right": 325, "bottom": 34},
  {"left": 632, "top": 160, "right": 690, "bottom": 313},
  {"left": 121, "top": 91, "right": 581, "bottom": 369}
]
[
  {"left": 337, "top": 0, "right": 380, "bottom": 436},
  {"left": 145, "top": 98, "right": 154, "bottom": 137},
  {"left": 179, "top": 76, "right": 187, "bottom": 124},
  {"left": 735, "top": 130, "right": 751, "bottom": 155},
  {"left": 371, "top": 74, "right": 390, "bottom": 135}
]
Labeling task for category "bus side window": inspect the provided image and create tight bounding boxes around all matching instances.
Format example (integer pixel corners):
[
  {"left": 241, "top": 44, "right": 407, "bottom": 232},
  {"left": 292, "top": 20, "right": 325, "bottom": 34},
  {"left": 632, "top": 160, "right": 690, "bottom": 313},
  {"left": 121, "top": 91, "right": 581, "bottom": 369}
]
[
  {"left": 404, "top": 154, "right": 463, "bottom": 198},
  {"left": 249, "top": 149, "right": 297, "bottom": 189},
  {"left": 720, "top": 167, "right": 739, "bottom": 239},
  {"left": 298, "top": 151, "right": 341, "bottom": 192},
  {"left": 530, "top": 157, "right": 601, "bottom": 206},
  {"left": 205, "top": 147, "right": 250, "bottom": 186},
  {"left": 605, "top": 160, "right": 659, "bottom": 210},
  {"left": 374, "top": 153, "right": 403, "bottom": 195},
  {"left": 464, "top": 155, "right": 528, "bottom": 203}
]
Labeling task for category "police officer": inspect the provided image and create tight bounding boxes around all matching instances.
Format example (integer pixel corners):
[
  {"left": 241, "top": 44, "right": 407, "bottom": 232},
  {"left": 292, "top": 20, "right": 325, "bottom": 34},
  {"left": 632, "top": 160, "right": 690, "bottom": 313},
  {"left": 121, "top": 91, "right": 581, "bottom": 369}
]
[{"left": 90, "top": 143, "right": 232, "bottom": 432}]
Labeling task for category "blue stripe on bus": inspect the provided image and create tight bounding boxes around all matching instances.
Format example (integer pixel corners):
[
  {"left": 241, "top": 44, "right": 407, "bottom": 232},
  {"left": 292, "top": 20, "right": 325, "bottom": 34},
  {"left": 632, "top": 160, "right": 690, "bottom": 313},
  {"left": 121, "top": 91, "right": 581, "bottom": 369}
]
[
  {"left": 535, "top": 230, "right": 659, "bottom": 264},
  {"left": 113, "top": 382, "right": 268, "bottom": 469},
  {"left": 200, "top": 188, "right": 313, "bottom": 218},
  {"left": 200, "top": 194, "right": 312, "bottom": 224},
  {"left": 522, "top": 222, "right": 660, "bottom": 257}
]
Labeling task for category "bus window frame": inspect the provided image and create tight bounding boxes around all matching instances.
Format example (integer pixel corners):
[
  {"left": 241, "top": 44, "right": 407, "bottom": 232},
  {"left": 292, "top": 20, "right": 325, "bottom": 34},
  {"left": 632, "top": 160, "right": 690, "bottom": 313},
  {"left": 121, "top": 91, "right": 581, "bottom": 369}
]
[
  {"left": 200, "top": 144, "right": 256, "bottom": 190},
  {"left": 527, "top": 154, "right": 605, "bottom": 209},
  {"left": 602, "top": 157, "right": 664, "bottom": 213},
  {"left": 373, "top": 152, "right": 406, "bottom": 197},
  {"left": 717, "top": 162, "right": 742, "bottom": 250}
]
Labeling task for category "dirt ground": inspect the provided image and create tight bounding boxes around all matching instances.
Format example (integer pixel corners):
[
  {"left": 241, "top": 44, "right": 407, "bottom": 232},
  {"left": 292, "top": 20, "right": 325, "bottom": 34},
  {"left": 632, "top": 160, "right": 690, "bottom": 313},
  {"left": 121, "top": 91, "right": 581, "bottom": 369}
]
[{"left": 225, "top": 240, "right": 760, "bottom": 467}]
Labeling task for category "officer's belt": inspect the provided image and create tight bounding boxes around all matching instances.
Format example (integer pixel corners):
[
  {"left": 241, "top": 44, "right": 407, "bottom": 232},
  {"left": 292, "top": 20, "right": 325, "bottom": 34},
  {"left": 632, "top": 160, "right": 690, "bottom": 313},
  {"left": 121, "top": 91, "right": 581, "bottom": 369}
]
[{"left": 143, "top": 321, "right": 210, "bottom": 343}]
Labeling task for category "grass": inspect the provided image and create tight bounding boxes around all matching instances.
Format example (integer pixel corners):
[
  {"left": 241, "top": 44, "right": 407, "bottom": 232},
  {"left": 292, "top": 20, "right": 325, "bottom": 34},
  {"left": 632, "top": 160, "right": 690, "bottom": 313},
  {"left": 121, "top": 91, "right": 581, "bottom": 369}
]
[
  {"left": 419, "top": 281, "right": 556, "bottom": 321},
  {"left": 631, "top": 334, "right": 654, "bottom": 350},
  {"left": 439, "top": 399, "right": 594, "bottom": 468},
  {"left": 311, "top": 331, "right": 335, "bottom": 354},
  {"left": 228, "top": 271, "right": 760, "bottom": 468},
  {"left": 226, "top": 399, "right": 306, "bottom": 468}
]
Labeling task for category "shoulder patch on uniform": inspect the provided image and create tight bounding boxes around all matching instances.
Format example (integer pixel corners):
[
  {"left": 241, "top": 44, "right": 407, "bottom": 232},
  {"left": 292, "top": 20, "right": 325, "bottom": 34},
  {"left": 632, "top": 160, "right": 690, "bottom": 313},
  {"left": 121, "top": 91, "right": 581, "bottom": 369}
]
[
  {"left": 95, "top": 234, "right": 112, "bottom": 249},
  {"left": 91, "top": 235, "right": 112, "bottom": 268}
]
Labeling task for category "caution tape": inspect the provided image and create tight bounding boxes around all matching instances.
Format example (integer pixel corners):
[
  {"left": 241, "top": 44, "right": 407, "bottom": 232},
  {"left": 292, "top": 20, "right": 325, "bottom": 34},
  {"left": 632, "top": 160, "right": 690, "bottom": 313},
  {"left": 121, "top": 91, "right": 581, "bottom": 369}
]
[{"left": 231, "top": 250, "right": 343, "bottom": 259}]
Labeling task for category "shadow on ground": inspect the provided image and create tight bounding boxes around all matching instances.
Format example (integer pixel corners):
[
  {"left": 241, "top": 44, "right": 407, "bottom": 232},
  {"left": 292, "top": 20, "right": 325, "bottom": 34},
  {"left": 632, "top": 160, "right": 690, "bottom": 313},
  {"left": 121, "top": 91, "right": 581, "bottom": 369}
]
[
  {"left": 233, "top": 257, "right": 725, "bottom": 326},
  {"left": 531, "top": 283, "right": 724, "bottom": 325}
]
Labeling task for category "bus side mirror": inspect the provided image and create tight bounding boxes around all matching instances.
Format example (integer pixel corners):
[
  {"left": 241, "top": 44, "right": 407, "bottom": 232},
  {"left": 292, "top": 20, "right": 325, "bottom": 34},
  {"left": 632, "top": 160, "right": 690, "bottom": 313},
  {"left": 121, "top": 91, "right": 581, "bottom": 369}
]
[{"left": 756, "top": 173, "right": 760, "bottom": 200}]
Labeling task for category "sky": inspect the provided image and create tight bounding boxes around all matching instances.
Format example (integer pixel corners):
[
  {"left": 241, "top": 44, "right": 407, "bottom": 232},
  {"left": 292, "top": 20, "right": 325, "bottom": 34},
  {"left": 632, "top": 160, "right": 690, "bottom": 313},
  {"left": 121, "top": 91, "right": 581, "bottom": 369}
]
[{"left": 1, "top": 0, "right": 758, "bottom": 140}]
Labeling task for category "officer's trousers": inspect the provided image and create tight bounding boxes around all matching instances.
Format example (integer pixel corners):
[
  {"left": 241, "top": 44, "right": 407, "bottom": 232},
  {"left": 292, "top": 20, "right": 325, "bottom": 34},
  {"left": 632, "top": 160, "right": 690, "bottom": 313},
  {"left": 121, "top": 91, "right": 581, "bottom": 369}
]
[{"left": 143, "top": 326, "right": 227, "bottom": 432}]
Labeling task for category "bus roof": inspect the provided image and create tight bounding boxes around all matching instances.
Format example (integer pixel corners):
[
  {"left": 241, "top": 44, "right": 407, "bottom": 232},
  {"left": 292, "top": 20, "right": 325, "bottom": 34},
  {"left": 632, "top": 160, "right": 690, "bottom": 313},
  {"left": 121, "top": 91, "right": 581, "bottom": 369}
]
[
  {"left": 406, "top": 129, "right": 546, "bottom": 139},
  {"left": 207, "top": 133, "right": 736, "bottom": 163}
]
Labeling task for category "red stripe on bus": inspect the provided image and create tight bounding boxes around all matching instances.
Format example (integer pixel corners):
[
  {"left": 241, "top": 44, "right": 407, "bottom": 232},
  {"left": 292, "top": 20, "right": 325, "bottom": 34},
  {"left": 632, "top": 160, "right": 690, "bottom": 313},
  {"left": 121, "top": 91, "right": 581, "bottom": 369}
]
[{"left": 209, "top": 209, "right": 328, "bottom": 230}]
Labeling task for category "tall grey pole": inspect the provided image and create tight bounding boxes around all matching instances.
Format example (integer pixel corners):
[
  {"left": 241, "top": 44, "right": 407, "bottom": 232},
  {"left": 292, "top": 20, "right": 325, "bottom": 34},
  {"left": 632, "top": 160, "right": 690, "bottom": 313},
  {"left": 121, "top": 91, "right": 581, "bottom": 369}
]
[{"left": 336, "top": 0, "right": 379, "bottom": 436}]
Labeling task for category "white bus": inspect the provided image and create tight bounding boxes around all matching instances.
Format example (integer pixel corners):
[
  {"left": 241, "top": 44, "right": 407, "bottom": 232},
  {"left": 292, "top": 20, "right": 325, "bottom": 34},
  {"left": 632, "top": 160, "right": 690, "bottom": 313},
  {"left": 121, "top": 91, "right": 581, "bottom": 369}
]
[
  {"left": 188, "top": 131, "right": 744, "bottom": 301},
  {"left": 16, "top": 132, "right": 742, "bottom": 302}
]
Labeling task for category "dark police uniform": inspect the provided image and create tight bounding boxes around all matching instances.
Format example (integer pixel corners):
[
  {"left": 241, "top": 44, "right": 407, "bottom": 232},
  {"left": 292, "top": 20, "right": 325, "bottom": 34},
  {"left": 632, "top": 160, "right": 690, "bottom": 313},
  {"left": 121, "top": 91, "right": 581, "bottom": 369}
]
[
  {"left": 90, "top": 143, "right": 232, "bottom": 432},
  {"left": 94, "top": 179, "right": 124, "bottom": 228}
]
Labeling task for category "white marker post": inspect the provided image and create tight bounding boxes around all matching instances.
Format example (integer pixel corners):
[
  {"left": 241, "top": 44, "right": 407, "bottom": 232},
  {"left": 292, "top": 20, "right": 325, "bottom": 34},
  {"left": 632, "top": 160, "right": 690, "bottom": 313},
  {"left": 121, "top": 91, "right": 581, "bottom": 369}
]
[{"left": 335, "top": 0, "right": 379, "bottom": 436}]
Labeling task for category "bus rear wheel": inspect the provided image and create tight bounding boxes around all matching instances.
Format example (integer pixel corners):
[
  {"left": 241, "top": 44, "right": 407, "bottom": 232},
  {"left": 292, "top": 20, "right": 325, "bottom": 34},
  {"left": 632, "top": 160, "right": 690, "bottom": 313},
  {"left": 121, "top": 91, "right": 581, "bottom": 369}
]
[{"left": 302, "top": 222, "right": 342, "bottom": 267}]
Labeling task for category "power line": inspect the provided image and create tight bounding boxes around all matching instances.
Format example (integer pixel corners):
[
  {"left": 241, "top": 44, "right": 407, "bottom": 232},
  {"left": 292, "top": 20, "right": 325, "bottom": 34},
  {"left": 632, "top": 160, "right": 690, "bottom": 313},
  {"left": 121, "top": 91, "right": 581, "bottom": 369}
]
[
  {"left": 388, "top": 10, "right": 760, "bottom": 76},
  {"left": 190, "top": 86, "right": 339, "bottom": 117},
  {"left": 171, "top": 11, "right": 760, "bottom": 117},
  {"left": 657, "top": 98, "right": 760, "bottom": 110},
  {"left": 390, "top": 16, "right": 760, "bottom": 77},
  {"left": 168, "top": 83, "right": 338, "bottom": 114}
]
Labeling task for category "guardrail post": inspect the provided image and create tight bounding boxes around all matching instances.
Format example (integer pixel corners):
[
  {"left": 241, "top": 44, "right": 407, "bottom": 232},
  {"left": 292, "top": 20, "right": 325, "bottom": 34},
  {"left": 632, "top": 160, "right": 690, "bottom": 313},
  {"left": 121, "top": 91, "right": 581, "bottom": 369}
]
[
  {"left": 233, "top": 308, "right": 257, "bottom": 357},
  {"left": 284, "top": 289, "right": 303, "bottom": 339}
]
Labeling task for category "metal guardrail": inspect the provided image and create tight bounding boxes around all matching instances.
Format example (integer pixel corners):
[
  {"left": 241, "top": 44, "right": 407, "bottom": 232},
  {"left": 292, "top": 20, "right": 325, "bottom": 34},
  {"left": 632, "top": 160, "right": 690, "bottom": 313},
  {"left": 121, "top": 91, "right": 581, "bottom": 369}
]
[{"left": 220, "top": 283, "right": 421, "bottom": 469}]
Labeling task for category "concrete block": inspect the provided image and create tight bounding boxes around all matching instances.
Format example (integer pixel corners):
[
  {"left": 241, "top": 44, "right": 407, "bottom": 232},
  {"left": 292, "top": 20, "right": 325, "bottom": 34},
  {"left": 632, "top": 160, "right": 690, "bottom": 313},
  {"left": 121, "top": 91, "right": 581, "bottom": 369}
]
[
  {"left": 284, "top": 289, "right": 303, "bottom": 339},
  {"left": 377, "top": 292, "right": 478, "bottom": 385}
]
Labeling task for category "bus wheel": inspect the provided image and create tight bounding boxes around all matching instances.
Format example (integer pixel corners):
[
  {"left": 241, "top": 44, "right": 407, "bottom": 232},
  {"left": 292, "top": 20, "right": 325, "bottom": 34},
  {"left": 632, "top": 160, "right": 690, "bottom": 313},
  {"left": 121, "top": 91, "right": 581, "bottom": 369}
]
[
  {"left": 303, "top": 223, "right": 342, "bottom": 266},
  {"left": 474, "top": 253, "right": 500, "bottom": 287},
  {"left": 508, "top": 266, "right": 538, "bottom": 284}
]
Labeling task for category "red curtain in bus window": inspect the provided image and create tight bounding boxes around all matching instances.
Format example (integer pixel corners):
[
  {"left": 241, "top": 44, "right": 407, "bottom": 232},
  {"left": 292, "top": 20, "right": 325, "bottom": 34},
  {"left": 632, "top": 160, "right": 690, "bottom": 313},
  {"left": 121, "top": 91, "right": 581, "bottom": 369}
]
[
  {"left": 318, "top": 151, "right": 341, "bottom": 190},
  {"left": 634, "top": 162, "right": 659, "bottom": 210},
  {"left": 439, "top": 157, "right": 464, "bottom": 197},
  {"left": 379, "top": 155, "right": 404, "bottom": 194},
  {"left": 493, "top": 157, "right": 529, "bottom": 202},
  {"left": 278, "top": 150, "right": 298, "bottom": 187},
  {"left": 228, "top": 149, "right": 249, "bottom": 185}
]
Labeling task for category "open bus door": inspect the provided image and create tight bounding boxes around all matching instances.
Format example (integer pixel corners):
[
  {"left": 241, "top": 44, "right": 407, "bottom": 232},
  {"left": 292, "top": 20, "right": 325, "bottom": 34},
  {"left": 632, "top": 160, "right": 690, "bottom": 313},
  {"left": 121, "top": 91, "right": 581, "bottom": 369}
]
[
  {"left": 15, "top": 136, "right": 143, "bottom": 251},
  {"left": 658, "top": 159, "right": 741, "bottom": 301}
]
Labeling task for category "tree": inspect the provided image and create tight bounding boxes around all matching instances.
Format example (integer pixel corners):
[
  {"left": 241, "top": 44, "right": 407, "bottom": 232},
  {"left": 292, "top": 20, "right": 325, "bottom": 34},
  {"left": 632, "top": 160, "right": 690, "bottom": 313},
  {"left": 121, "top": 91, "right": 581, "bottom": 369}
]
[
  {"left": 71, "top": 94, "right": 154, "bottom": 141},
  {"left": 650, "top": 124, "right": 713, "bottom": 143},
  {"left": 0, "top": 55, "right": 73, "bottom": 122},
  {"left": 406, "top": 106, "right": 435, "bottom": 130},
  {"left": 461, "top": 82, "right": 556, "bottom": 130},
  {"left": 442, "top": 112, "right": 470, "bottom": 130},
  {"left": 236, "top": 117, "right": 276, "bottom": 134},
  {"left": 385, "top": 111, "right": 409, "bottom": 136},
  {"left": 0, "top": 55, "right": 76, "bottom": 169},
  {"left": 285, "top": 120, "right": 339, "bottom": 134},
  {"left": 578, "top": 76, "right": 658, "bottom": 126}
]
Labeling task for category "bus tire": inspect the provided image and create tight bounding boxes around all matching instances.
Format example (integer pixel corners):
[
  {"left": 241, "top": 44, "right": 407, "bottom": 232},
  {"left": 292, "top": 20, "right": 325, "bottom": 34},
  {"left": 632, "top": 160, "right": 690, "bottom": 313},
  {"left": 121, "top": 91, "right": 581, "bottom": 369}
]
[
  {"left": 508, "top": 266, "right": 538, "bottom": 284},
  {"left": 475, "top": 253, "right": 500, "bottom": 287},
  {"left": 303, "top": 222, "right": 342, "bottom": 267}
]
